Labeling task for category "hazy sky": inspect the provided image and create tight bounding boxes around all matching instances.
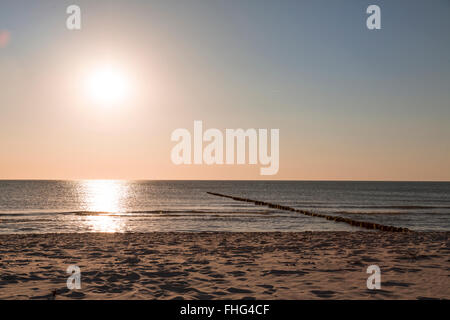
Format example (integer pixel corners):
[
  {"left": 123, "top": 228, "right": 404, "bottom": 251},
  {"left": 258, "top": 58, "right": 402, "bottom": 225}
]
[{"left": 1, "top": 0, "right": 449, "bottom": 180}]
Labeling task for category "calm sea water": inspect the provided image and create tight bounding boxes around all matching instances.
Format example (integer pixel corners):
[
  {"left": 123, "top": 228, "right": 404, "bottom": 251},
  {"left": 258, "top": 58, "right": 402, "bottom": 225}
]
[{"left": 0, "top": 180, "right": 449, "bottom": 233}]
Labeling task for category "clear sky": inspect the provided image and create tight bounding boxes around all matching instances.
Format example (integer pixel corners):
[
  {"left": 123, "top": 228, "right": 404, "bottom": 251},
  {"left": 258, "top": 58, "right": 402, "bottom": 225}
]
[{"left": 0, "top": 0, "right": 449, "bottom": 180}]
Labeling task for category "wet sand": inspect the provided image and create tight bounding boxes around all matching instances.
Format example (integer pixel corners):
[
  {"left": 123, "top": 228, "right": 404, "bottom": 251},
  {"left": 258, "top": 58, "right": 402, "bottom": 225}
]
[{"left": 0, "top": 232, "right": 448, "bottom": 299}]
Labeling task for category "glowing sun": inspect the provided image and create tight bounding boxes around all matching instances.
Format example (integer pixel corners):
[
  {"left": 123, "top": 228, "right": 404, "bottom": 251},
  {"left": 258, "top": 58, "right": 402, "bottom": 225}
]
[{"left": 86, "top": 66, "right": 130, "bottom": 105}]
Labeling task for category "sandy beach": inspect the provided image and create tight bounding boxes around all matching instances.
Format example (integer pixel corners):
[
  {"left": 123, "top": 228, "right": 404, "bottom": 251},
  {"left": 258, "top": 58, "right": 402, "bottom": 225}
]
[{"left": 0, "top": 231, "right": 448, "bottom": 300}]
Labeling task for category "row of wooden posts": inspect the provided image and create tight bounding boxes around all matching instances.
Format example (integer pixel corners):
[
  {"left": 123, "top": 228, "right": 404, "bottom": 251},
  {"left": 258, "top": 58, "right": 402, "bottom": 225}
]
[{"left": 207, "top": 192, "right": 410, "bottom": 232}]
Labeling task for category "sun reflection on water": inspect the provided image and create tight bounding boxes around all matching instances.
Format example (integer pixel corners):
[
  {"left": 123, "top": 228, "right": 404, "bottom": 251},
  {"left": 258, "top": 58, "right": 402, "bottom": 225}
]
[
  {"left": 84, "top": 215, "right": 124, "bottom": 233},
  {"left": 81, "top": 180, "right": 128, "bottom": 232}
]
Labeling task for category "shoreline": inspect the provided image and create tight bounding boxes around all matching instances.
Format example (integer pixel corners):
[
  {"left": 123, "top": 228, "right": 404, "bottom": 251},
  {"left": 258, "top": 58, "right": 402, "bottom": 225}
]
[{"left": 0, "top": 231, "right": 448, "bottom": 299}]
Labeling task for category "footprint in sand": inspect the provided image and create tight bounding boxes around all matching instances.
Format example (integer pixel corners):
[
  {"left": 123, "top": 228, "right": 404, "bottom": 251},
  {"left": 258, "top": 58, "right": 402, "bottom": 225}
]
[
  {"left": 382, "top": 281, "right": 412, "bottom": 288},
  {"left": 227, "top": 287, "right": 253, "bottom": 294},
  {"left": 65, "top": 291, "right": 86, "bottom": 299},
  {"left": 310, "top": 290, "right": 336, "bottom": 298}
]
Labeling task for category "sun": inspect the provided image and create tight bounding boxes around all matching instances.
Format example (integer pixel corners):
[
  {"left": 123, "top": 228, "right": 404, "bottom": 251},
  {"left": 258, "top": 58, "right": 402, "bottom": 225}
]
[{"left": 86, "top": 66, "right": 130, "bottom": 105}]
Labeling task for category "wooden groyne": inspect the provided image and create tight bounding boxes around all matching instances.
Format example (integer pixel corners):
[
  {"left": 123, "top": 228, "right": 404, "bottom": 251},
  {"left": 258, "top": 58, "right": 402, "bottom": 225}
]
[{"left": 206, "top": 192, "right": 410, "bottom": 232}]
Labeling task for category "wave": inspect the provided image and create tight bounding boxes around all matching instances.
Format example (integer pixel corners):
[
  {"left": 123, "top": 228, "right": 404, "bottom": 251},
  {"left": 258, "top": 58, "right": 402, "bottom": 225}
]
[
  {"left": 293, "top": 204, "right": 450, "bottom": 210},
  {"left": 1, "top": 204, "right": 448, "bottom": 218},
  {"left": 333, "top": 211, "right": 409, "bottom": 215},
  {"left": 352, "top": 205, "right": 450, "bottom": 210},
  {"left": 0, "top": 209, "right": 278, "bottom": 217}
]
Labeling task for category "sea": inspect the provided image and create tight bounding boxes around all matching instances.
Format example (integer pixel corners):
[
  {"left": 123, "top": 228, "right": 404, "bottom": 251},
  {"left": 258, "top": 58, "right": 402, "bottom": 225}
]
[{"left": 0, "top": 180, "right": 449, "bottom": 234}]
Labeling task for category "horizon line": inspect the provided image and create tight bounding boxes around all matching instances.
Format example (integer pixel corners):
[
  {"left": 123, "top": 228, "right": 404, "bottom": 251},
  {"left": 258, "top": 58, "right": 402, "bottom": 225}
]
[{"left": 0, "top": 179, "right": 449, "bottom": 183}]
